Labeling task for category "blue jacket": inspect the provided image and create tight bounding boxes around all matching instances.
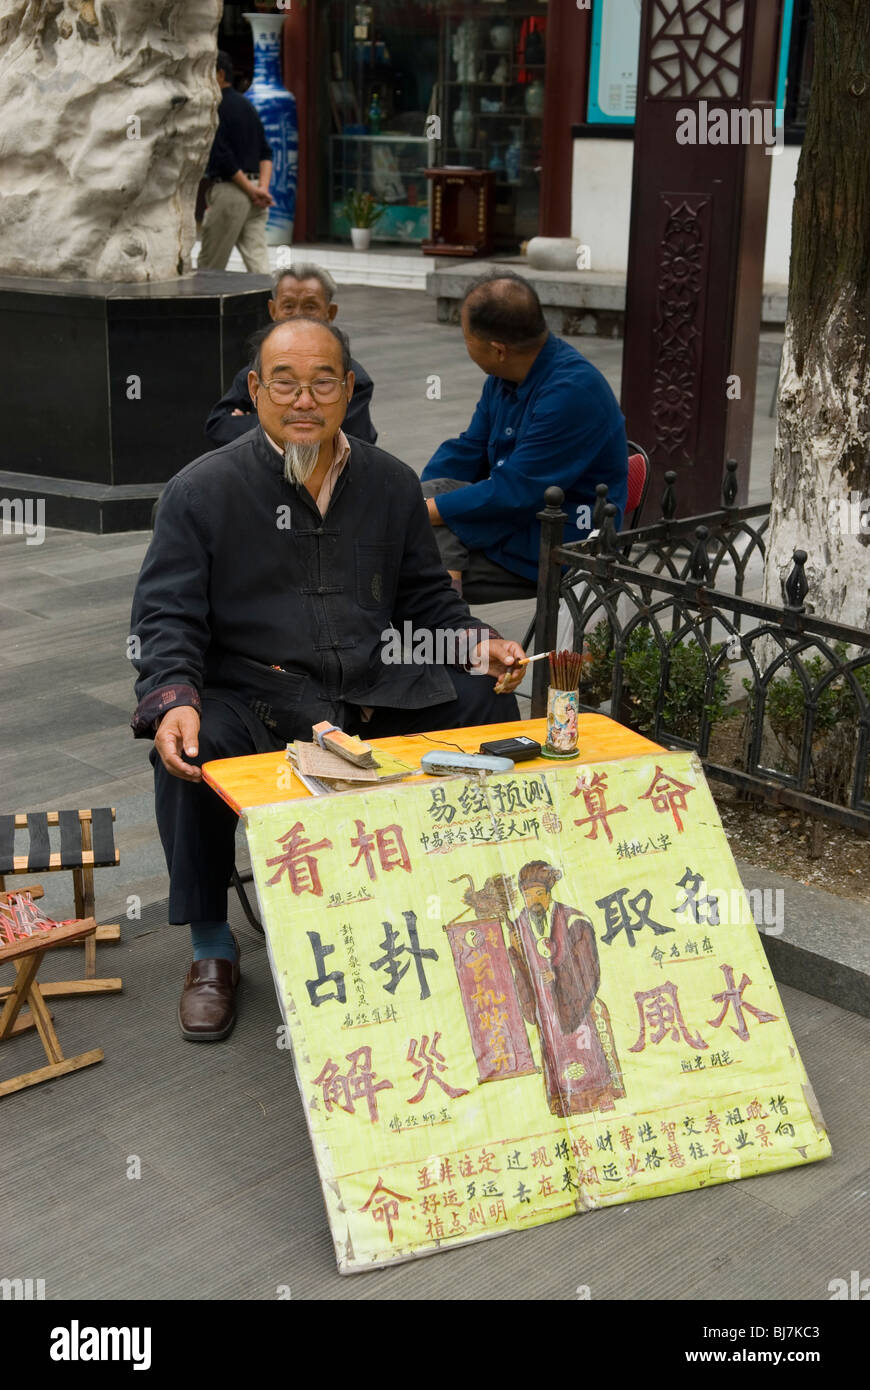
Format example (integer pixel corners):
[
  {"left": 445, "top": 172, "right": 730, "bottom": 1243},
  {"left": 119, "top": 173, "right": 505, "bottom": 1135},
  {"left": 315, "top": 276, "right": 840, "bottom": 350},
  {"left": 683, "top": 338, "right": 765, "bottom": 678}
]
[{"left": 422, "top": 334, "right": 627, "bottom": 581}]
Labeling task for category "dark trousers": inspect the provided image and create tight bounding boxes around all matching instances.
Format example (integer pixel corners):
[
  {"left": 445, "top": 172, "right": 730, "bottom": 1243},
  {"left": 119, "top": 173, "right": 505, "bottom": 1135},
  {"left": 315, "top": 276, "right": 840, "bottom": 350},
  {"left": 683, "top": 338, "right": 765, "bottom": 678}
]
[
  {"left": 420, "top": 478, "right": 537, "bottom": 599},
  {"left": 153, "top": 673, "right": 519, "bottom": 924}
]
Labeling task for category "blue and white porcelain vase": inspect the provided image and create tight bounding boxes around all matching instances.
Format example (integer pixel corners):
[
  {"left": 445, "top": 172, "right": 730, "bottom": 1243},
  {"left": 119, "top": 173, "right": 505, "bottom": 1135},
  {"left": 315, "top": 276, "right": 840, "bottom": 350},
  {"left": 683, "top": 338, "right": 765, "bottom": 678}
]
[
  {"left": 244, "top": 12, "right": 298, "bottom": 245},
  {"left": 505, "top": 126, "right": 524, "bottom": 183}
]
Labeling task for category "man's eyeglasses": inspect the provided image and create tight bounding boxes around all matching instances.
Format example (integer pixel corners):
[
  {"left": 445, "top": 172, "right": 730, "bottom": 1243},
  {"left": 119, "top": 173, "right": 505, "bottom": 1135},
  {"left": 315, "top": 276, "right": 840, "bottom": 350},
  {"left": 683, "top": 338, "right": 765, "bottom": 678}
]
[{"left": 257, "top": 375, "right": 347, "bottom": 405}]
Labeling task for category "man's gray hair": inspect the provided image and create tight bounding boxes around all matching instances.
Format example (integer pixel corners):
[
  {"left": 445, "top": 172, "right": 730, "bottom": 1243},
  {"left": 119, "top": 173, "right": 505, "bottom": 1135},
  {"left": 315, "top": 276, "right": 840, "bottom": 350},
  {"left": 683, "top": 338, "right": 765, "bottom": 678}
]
[
  {"left": 272, "top": 262, "right": 338, "bottom": 303},
  {"left": 251, "top": 317, "right": 352, "bottom": 378}
]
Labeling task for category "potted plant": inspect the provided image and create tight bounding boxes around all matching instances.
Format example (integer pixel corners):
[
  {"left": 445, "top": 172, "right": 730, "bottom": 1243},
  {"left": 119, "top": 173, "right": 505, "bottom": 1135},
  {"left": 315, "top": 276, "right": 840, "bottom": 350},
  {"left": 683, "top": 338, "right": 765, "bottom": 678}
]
[{"left": 342, "top": 189, "right": 386, "bottom": 250}]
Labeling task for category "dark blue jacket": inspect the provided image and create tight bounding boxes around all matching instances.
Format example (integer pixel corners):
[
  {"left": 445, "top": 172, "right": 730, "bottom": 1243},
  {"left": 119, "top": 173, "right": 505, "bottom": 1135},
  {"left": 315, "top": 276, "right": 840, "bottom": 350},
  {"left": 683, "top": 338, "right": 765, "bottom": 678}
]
[{"left": 422, "top": 334, "right": 627, "bottom": 581}]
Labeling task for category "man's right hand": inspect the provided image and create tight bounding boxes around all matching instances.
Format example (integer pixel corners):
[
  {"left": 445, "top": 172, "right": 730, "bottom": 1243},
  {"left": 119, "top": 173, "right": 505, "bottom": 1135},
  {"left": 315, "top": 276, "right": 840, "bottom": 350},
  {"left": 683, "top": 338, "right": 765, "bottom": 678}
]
[{"left": 154, "top": 706, "right": 202, "bottom": 782}]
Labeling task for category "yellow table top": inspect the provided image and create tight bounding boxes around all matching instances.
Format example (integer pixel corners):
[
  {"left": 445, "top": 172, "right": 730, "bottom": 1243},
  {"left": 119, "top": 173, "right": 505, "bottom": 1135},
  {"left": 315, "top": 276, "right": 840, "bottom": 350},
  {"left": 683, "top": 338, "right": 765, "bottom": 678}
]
[{"left": 203, "top": 714, "right": 661, "bottom": 815}]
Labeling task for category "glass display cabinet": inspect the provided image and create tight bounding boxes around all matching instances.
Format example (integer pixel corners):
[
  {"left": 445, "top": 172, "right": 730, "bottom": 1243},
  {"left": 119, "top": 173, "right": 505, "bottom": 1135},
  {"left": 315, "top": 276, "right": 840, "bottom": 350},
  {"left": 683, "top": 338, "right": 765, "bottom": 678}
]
[
  {"left": 434, "top": 0, "right": 548, "bottom": 248},
  {"left": 329, "top": 132, "right": 435, "bottom": 243}
]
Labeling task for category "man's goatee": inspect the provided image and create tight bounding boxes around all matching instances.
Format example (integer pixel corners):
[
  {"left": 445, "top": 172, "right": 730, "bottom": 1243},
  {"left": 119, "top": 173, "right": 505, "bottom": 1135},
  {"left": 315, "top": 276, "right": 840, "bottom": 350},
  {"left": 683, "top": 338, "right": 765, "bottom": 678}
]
[{"left": 284, "top": 440, "right": 321, "bottom": 485}]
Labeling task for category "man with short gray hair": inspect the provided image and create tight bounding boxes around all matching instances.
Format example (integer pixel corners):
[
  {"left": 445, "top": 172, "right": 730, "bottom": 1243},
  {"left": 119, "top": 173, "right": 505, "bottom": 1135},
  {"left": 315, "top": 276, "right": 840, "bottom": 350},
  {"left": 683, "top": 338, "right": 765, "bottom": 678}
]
[
  {"left": 205, "top": 264, "right": 377, "bottom": 446},
  {"left": 132, "top": 316, "right": 522, "bottom": 1043},
  {"left": 422, "top": 272, "right": 627, "bottom": 596}
]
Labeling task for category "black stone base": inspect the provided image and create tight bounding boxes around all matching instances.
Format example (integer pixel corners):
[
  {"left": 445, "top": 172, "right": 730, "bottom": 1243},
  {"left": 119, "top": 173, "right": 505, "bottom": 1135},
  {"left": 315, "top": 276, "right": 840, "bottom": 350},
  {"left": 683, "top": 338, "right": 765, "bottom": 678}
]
[
  {"left": 0, "top": 468, "right": 159, "bottom": 534},
  {"left": 0, "top": 271, "right": 272, "bottom": 534}
]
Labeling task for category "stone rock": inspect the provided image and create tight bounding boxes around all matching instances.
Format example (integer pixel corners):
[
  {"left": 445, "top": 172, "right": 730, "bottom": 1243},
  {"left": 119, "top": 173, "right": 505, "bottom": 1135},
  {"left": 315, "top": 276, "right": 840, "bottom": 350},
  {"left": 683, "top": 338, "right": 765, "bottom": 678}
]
[
  {"left": 0, "top": 0, "right": 222, "bottom": 282},
  {"left": 525, "top": 237, "right": 583, "bottom": 272}
]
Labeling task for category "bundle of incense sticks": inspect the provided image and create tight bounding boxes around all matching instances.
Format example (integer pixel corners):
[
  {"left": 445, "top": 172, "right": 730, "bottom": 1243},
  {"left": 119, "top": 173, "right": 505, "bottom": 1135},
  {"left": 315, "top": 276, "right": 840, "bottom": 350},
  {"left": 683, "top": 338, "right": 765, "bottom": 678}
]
[{"left": 548, "top": 648, "right": 584, "bottom": 691}]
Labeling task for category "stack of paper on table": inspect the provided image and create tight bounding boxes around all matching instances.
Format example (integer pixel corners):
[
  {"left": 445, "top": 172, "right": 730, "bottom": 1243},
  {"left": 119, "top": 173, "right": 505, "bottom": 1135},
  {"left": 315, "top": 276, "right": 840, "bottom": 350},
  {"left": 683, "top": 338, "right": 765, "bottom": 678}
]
[{"left": 286, "top": 742, "right": 419, "bottom": 795}]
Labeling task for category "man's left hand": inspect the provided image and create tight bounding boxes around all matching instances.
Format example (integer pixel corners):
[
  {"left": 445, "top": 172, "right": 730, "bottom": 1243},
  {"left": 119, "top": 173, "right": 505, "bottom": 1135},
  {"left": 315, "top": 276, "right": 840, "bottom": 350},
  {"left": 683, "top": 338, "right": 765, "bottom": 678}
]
[{"left": 472, "top": 637, "right": 526, "bottom": 694}]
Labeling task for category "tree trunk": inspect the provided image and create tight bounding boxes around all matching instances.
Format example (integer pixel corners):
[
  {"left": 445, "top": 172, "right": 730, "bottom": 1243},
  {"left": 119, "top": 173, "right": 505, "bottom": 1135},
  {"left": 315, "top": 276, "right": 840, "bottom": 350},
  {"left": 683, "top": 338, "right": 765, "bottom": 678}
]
[
  {"left": 764, "top": 0, "right": 870, "bottom": 629},
  {"left": 0, "top": 0, "right": 222, "bottom": 283}
]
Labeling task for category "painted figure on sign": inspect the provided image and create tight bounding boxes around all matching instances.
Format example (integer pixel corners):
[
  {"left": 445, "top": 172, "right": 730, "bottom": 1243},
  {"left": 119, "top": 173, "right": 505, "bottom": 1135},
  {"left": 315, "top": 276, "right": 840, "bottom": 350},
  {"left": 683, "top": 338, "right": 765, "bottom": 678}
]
[{"left": 508, "top": 860, "right": 626, "bottom": 1116}]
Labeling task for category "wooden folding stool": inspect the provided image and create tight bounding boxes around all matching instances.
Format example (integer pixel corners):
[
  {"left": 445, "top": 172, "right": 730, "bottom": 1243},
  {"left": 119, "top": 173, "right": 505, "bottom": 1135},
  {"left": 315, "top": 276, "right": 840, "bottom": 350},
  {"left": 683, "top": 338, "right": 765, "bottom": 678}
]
[
  {"left": 0, "top": 808, "right": 122, "bottom": 998},
  {"left": 0, "top": 910, "right": 104, "bottom": 1098}
]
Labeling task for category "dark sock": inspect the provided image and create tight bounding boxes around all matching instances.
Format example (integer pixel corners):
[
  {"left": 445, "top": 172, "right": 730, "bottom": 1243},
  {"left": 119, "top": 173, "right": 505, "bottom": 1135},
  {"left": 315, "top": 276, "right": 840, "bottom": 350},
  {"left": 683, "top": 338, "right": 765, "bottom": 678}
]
[{"left": 190, "top": 921, "right": 237, "bottom": 963}]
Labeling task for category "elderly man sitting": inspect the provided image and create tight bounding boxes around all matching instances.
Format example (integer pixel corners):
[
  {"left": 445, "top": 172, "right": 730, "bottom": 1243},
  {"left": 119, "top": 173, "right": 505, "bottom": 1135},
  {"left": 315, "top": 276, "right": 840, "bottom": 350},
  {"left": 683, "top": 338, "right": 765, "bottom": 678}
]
[
  {"left": 421, "top": 272, "right": 628, "bottom": 597},
  {"left": 131, "top": 316, "right": 524, "bottom": 1043},
  {"left": 205, "top": 262, "right": 377, "bottom": 446}
]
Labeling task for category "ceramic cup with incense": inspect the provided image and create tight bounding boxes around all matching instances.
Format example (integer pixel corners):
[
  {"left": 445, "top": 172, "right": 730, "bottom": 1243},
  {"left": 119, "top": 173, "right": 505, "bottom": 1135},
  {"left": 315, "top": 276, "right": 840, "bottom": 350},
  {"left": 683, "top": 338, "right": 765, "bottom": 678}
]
[{"left": 542, "top": 649, "right": 582, "bottom": 759}]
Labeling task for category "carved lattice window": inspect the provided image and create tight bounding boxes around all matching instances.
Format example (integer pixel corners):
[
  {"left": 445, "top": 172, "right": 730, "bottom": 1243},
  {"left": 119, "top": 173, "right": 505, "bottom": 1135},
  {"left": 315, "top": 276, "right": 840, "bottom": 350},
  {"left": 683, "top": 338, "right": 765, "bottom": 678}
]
[{"left": 647, "top": 0, "right": 746, "bottom": 99}]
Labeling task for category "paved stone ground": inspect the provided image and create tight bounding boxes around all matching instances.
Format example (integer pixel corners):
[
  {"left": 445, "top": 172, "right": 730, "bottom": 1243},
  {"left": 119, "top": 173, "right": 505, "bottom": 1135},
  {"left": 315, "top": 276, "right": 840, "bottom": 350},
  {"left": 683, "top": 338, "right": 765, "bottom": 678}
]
[{"left": 4, "top": 286, "right": 865, "bottom": 1303}]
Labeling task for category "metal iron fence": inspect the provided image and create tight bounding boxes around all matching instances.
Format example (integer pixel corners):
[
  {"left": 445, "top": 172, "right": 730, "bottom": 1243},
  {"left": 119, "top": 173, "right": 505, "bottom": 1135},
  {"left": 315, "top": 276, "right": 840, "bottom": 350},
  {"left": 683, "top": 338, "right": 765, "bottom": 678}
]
[{"left": 530, "top": 469, "right": 870, "bottom": 835}]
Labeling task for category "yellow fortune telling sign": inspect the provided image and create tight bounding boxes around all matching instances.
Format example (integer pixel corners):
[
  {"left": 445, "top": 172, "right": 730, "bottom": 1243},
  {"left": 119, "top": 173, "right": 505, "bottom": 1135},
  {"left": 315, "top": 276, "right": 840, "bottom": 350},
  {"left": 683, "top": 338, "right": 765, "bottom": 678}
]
[{"left": 243, "top": 751, "right": 831, "bottom": 1272}]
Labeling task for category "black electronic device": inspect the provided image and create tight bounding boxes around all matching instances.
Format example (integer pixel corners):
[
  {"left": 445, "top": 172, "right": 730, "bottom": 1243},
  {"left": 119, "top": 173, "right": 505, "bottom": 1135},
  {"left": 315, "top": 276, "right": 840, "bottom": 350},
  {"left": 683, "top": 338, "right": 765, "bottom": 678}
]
[{"left": 478, "top": 735, "right": 542, "bottom": 761}]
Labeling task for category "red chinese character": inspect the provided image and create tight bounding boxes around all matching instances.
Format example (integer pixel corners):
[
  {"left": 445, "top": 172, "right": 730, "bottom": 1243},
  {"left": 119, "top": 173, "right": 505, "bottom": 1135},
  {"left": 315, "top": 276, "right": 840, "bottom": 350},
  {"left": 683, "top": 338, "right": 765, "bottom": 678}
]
[
  {"left": 477, "top": 1148, "right": 498, "bottom": 1173},
  {"left": 704, "top": 1111, "right": 722, "bottom": 1135},
  {"left": 417, "top": 1164, "right": 437, "bottom": 1191},
  {"left": 712, "top": 1137, "right": 732, "bottom": 1156},
  {"left": 746, "top": 1098, "right": 769, "bottom": 1120},
  {"left": 629, "top": 980, "right": 708, "bottom": 1052},
  {"left": 756, "top": 1124, "right": 772, "bottom": 1148},
  {"left": 265, "top": 822, "right": 333, "bottom": 895},
  {"left": 570, "top": 772, "right": 628, "bottom": 844},
  {"left": 619, "top": 1125, "right": 634, "bottom": 1151},
  {"left": 638, "top": 765, "right": 696, "bottom": 833},
  {"left": 406, "top": 1033, "right": 470, "bottom": 1103},
  {"left": 349, "top": 820, "right": 412, "bottom": 880},
  {"left": 531, "top": 1145, "right": 553, "bottom": 1169},
  {"left": 538, "top": 1175, "right": 555, "bottom": 1197},
  {"left": 626, "top": 1153, "right": 641, "bottom": 1177},
  {"left": 311, "top": 1044, "right": 393, "bottom": 1123},
  {"left": 487, "top": 1199, "right": 508, "bottom": 1224},
  {"left": 359, "top": 1177, "right": 411, "bottom": 1244},
  {"left": 571, "top": 1135, "right": 592, "bottom": 1160},
  {"left": 708, "top": 964, "right": 779, "bottom": 1041}
]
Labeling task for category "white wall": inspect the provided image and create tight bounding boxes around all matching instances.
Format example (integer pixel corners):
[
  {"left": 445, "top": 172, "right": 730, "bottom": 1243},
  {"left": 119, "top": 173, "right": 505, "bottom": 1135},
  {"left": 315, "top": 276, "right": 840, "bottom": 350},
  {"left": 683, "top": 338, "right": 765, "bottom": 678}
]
[
  {"left": 571, "top": 138, "right": 800, "bottom": 286},
  {"left": 570, "top": 139, "right": 635, "bottom": 273},
  {"left": 764, "top": 145, "right": 799, "bottom": 284}
]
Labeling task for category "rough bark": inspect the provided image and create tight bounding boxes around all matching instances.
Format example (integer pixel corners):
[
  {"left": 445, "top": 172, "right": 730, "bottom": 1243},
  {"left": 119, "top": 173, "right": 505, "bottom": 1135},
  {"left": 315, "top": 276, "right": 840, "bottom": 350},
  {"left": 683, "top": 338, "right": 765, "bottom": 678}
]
[
  {"left": 764, "top": 0, "right": 870, "bottom": 629},
  {"left": 0, "top": 0, "right": 222, "bottom": 282}
]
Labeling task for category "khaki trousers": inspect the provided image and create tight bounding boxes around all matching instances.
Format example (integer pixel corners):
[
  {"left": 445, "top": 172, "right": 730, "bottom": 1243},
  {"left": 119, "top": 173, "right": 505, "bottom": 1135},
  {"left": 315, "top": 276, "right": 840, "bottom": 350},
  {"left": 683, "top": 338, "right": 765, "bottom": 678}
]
[{"left": 198, "top": 180, "right": 270, "bottom": 273}]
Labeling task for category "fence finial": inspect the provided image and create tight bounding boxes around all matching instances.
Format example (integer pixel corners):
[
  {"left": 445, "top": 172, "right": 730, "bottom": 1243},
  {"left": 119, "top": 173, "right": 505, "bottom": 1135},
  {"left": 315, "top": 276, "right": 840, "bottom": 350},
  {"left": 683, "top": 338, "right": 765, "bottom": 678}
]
[
  {"left": 662, "top": 470, "right": 677, "bottom": 521},
  {"left": 592, "top": 482, "right": 609, "bottom": 530},
  {"left": 785, "top": 549, "right": 809, "bottom": 610},
  {"left": 722, "top": 458, "right": 738, "bottom": 508},
  {"left": 601, "top": 503, "right": 619, "bottom": 555},
  {"left": 543, "top": 486, "right": 565, "bottom": 511},
  {"left": 690, "top": 525, "right": 710, "bottom": 582}
]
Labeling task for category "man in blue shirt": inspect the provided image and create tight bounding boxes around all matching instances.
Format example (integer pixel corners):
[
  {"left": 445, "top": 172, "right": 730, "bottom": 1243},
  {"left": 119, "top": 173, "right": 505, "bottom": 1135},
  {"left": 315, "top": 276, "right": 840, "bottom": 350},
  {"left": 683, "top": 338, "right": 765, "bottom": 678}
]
[{"left": 421, "top": 273, "right": 627, "bottom": 596}]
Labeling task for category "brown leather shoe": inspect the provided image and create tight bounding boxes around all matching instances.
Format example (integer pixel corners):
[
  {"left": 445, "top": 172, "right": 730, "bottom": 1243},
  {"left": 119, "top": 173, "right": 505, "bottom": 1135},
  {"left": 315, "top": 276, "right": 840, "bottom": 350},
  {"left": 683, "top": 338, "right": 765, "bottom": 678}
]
[{"left": 178, "top": 940, "right": 241, "bottom": 1042}]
